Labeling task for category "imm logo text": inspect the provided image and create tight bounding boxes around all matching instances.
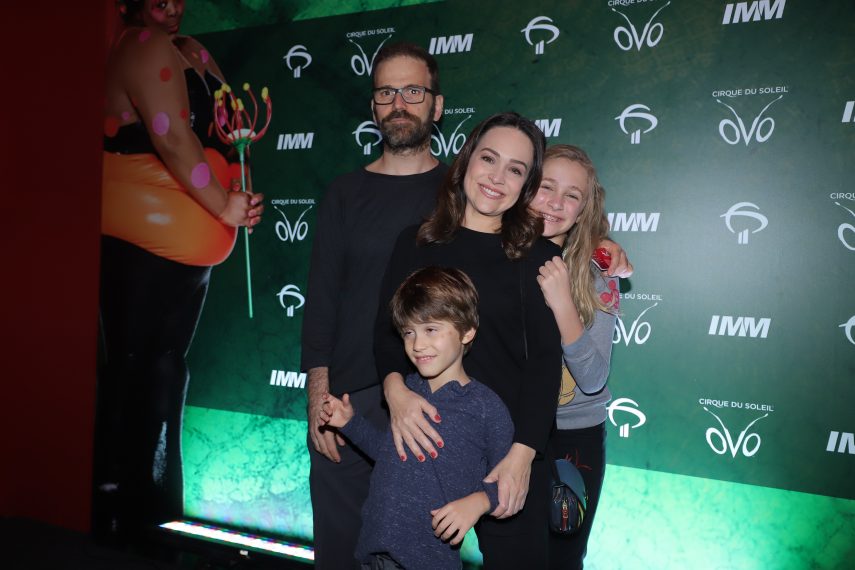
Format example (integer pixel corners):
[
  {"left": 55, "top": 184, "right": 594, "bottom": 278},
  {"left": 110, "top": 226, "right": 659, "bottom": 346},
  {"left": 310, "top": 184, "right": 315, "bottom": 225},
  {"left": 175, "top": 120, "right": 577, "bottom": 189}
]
[
  {"left": 608, "top": 212, "right": 660, "bottom": 232},
  {"left": 428, "top": 34, "right": 473, "bottom": 54},
  {"left": 277, "top": 132, "right": 314, "bottom": 150},
  {"left": 269, "top": 370, "right": 306, "bottom": 388},
  {"left": 708, "top": 315, "right": 771, "bottom": 338},
  {"left": 722, "top": 0, "right": 785, "bottom": 25},
  {"left": 535, "top": 118, "right": 562, "bottom": 138},
  {"left": 826, "top": 431, "right": 855, "bottom": 455}
]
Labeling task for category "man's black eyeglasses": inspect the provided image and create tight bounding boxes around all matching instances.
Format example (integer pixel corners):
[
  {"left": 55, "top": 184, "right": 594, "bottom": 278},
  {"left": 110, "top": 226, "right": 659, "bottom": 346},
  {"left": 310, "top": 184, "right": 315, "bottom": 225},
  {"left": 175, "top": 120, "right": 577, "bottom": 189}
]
[{"left": 372, "top": 85, "right": 437, "bottom": 105}]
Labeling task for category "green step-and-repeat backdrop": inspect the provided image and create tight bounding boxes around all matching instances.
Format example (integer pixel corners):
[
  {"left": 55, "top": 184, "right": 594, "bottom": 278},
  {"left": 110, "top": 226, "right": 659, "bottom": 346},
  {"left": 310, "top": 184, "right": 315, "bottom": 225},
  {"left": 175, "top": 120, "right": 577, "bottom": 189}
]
[{"left": 178, "top": 1, "right": 854, "bottom": 567}]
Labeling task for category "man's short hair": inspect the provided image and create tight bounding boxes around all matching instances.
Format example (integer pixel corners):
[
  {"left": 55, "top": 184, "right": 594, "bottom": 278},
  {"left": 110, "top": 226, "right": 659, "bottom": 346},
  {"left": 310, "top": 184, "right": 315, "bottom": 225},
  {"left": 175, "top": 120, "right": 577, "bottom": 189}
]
[
  {"left": 390, "top": 267, "right": 478, "bottom": 338},
  {"left": 371, "top": 42, "right": 441, "bottom": 94}
]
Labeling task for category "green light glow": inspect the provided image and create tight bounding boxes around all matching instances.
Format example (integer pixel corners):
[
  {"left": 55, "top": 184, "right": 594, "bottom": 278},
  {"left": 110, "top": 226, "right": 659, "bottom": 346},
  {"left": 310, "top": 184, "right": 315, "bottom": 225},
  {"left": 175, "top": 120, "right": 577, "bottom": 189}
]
[
  {"left": 183, "top": 407, "right": 855, "bottom": 569},
  {"left": 183, "top": 406, "right": 313, "bottom": 539},
  {"left": 589, "top": 465, "right": 855, "bottom": 569}
]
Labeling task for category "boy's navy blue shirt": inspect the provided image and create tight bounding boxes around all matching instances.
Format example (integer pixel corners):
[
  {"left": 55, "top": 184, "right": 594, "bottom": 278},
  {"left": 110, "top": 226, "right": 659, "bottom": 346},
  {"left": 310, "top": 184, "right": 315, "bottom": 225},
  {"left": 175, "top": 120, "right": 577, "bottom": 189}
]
[{"left": 340, "top": 372, "right": 513, "bottom": 570}]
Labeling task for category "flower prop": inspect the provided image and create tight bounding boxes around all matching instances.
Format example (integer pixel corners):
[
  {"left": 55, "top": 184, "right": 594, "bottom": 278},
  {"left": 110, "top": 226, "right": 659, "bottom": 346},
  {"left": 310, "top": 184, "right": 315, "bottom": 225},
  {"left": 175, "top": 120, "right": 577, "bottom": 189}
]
[{"left": 213, "top": 83, "right": 272, "bottom": 318}]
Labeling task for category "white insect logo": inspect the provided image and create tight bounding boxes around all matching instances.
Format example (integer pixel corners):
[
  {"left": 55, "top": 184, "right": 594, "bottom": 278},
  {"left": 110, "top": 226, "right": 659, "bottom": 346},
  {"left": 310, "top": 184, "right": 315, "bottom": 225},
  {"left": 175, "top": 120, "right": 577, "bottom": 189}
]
[
  {"left": 353, "top": 121, "right": 383, "bottom": 155},
  {"left": 720, "top": 202, "right": 768, "bottom": 245},
  {"left": 615, "top": 104, "right": 658, "bottom": 144},
  {"left": 607, "top": 397, "right": 647, "bottom": 438},
  {"left": 521, "top": 16, "right": 560, "bottom": 55},
  {"left": 840, "top": 315, "right": 855, "bottom": 346},
  {"left": 277, "top": 285, "right": 305, "bottom": 317},
  {"left": 283, "top": 45, "right": 311, "bottom": 78}
]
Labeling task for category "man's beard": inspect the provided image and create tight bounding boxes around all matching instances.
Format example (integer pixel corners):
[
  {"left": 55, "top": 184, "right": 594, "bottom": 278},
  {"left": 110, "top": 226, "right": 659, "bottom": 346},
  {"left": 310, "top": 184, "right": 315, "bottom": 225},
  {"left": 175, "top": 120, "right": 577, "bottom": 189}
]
[{"left": 379, "top": 103, "right": 435, "bottom": 153}]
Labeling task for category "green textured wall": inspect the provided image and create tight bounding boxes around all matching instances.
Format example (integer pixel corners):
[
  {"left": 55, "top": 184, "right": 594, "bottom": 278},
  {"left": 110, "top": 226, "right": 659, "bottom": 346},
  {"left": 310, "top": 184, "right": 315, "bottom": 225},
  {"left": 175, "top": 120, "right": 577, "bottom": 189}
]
[
  {"left": 170, "top": 0, "right": 855, "bottom": 567},
  {"left": 180, "top": 0, "right": 441, "bottom": 34}
]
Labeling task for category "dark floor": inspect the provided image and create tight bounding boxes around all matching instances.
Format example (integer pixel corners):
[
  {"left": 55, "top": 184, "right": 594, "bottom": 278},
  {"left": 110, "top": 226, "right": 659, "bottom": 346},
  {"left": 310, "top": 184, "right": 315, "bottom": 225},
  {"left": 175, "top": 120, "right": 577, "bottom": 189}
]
[{"left": 3, "top": 518, "right": 310, "bottom": 570}]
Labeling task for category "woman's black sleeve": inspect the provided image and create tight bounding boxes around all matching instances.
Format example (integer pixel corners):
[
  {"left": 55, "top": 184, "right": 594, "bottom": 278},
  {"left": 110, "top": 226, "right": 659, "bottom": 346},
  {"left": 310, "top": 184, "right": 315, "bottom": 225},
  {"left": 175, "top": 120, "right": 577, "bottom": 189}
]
[{"left": 373, "top": 226, "right": 419, "bottom": 381}]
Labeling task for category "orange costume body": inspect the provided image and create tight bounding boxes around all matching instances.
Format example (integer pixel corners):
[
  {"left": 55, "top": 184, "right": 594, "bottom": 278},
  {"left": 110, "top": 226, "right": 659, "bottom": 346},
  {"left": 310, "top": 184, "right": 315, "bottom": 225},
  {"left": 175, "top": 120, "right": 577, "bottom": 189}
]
[{"left": 102, "top": 147, "right": 237, "bottom": 266}]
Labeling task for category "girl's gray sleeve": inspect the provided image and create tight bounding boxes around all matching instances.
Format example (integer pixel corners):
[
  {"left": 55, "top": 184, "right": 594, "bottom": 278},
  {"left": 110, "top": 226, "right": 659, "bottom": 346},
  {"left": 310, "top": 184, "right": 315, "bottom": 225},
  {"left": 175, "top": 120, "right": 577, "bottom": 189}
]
[{"left": 561, "top": 277, "right": 618, "bottom": 395}]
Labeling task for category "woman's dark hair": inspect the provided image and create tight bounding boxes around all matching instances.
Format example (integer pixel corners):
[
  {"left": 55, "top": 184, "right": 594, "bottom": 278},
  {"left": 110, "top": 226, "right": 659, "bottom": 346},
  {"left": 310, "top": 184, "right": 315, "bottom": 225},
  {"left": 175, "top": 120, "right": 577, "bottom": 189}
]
[
  {"left": 117, "top": 0, "right": 145, "bottom": 24},
  {"left": 417, "top": 112, "right": 545, "bottom": 260}
]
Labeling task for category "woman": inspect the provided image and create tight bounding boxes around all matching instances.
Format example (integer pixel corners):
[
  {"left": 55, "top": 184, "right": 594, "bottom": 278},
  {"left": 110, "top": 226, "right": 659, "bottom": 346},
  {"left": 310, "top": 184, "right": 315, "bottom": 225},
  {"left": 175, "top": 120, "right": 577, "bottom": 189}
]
[
  {"left": 532, "top": 145, "right": 619, "bottom": 570},
  {"left": 374, "top": 112, "right": 562, "bottom": 568},
  {"left": 96, "top": 0, "right": 262, "bottom": 537}
]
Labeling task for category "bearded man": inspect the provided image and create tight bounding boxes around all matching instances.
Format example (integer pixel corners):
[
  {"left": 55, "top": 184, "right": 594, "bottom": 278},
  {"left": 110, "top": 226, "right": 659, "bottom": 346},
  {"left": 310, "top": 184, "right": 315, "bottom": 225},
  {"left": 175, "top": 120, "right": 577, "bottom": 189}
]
[{"left": 301, "top": 42, "right": 447, "bottom": 570}]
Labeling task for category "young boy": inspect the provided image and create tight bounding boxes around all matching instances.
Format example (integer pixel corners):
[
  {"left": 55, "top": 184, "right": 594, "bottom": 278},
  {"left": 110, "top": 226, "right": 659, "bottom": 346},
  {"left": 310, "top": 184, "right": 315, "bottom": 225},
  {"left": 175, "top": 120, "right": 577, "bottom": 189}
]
[{"left": 319, "top": 266, "right": 513, "bottom": 570}]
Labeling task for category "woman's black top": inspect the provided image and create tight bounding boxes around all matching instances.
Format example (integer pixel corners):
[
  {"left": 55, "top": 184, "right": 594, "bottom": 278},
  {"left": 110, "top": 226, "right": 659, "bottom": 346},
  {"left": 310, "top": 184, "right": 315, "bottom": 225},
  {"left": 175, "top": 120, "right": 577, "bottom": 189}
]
[{"left": 374, "top": 224, "right": 562, "bottom": 454}]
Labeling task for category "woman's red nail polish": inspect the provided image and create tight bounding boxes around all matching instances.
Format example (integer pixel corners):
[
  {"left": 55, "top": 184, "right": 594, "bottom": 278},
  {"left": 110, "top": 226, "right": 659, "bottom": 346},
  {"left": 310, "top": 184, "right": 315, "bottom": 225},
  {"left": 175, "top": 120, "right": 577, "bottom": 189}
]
[
  {"left": 434, "top": 414, "right": 441, "bottom": 421},
  {"left": 437, "top": 441, "right": 444, "bottom": 448},
  {"left": 430, "top": 451, "right": 437, "bottom": 459},
  {"left": 418, "top": 455, "right": 425, "bottom": 462},
  {"left": 400, "top": 455, "right": 406, "bottom": 462}
]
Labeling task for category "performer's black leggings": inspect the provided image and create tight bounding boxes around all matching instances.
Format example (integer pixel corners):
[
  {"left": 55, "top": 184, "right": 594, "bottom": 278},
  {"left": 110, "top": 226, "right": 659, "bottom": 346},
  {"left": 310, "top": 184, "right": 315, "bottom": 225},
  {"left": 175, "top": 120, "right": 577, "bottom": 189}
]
[{"left": 96, "top": 236, "right": 211, "bottom": 532}]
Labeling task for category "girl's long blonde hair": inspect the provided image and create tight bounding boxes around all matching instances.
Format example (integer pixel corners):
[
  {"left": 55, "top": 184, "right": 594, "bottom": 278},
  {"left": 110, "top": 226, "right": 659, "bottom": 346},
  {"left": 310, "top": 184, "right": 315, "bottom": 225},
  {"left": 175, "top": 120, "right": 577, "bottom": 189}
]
[{"left": 545, "top": 145, "right": 618, "bottom": 326}]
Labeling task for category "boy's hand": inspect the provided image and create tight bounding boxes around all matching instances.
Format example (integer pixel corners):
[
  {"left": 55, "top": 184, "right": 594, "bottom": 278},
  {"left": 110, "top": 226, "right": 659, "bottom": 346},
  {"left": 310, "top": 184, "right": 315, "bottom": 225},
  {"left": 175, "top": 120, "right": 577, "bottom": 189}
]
[
  {"left": 307, "top": 368, "right": 346, "bottom": 463},
  {"left": 319, "top": 393, "right": 354, "bottom": 428},
  {"left": 484, "top": 443, "right": 535, "bottom": 519},
  {"left": 430, "top": 492, "right": 490, "bottom": 545}
]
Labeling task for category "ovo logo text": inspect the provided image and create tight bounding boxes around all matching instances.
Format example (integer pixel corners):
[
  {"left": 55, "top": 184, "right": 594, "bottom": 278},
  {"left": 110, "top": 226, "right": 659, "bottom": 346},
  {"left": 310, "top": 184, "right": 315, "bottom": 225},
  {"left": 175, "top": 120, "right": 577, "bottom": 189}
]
[
  {"left": 613, "top": 303, "right": 657, "bottom": 345},
  {"left": 612, "top": 1, "right": 670, "bottom": 51},
  {"left": 704, "top": 407, "right": 768, "bottom": 457},
  {"left": 349, "top": 35, "right": 392, "bottom": 76},
  {"left": 431, "top": 115, "right": 471, "bottom": 158},
  {"left": 274, "top": 205, "right": 311, "bottom": 243},
  {"left": 716, "top": 96, "right": 782, "bottom": 145},
  {"left": 835, "top": 202, "right": 855, "bottom": 251}
]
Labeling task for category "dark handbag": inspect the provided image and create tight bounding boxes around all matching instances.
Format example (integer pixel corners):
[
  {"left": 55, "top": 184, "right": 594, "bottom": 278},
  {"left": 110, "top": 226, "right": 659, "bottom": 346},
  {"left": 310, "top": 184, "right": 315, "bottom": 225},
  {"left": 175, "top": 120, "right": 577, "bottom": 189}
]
[{"left": 549, "top": 456, "right": 587, "bottom": 535}]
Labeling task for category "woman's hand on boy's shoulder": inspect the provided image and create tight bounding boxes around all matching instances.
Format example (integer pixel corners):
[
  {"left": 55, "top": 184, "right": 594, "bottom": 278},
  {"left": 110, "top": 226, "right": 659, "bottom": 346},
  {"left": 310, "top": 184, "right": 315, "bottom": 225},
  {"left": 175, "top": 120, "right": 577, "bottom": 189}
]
[{"left": 384, "top": 373, "right": 443, "bottom": 462}]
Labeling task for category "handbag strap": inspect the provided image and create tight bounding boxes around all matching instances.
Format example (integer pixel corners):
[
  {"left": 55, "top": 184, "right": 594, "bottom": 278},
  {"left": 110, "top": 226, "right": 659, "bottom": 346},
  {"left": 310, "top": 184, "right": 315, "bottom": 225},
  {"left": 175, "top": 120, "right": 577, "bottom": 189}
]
[
  {"left": 547, "top": 434, "right": 561, "bottom": 481},
  {"left": 519, "top": 260, "right": 528, "bottom": 360}
]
